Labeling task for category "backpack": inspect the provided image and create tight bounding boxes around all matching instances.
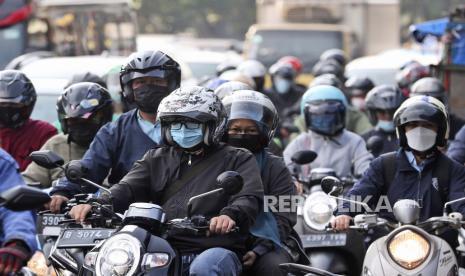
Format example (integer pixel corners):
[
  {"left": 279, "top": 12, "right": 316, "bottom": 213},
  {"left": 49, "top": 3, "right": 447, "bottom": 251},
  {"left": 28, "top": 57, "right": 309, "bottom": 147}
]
[{"left": 380, "top": 152, "right": 451, "bottom": 204}]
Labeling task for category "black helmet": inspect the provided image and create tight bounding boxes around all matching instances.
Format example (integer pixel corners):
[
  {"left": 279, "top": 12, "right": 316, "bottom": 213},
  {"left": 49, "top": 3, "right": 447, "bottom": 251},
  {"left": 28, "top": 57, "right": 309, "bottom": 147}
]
[
  {"left": 222, "top": 90, "right": 278, "bottom": 150},
  {"left": 365, "top": 85, "right": 406, "bottom": 125},
  {"left": 158, "top": 86, "right": 227, "bottom": 148},
  {"left": 65, "top": 72, "right": 107, "bottom": 89},
  {"left": 312, "top": 59, "right": 344, "bottom": 80},
  {"left": 0, "top": 70, "right": 36, "bottom": 128},
  {"left": 269, "top": 63, "right": 296, "bottom": 79},
  {"left": 410, "top": 77, "right": 446, "bottom": 103},
  {"left": 394, "top": 96, "right": 449, "bottom": 148},
  {"left": 309, "top": 73, "right": 343, "bottom": 90},
  {"left": 344, "top": 76, "right": 375, "bottom": 97},
  {"left": 320, "top": 49, "right": 347, "bottom": 67},
  {"left": 120, "top": 50, "right": 181, "bottom": 113},
  {"left": 57, "top": 82, "right": 113, "bottom": 146}
]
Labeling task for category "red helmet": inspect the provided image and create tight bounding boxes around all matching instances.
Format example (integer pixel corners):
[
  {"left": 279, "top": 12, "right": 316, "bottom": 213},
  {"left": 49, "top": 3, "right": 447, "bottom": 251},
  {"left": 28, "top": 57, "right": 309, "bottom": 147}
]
[{"left": 277, "top": 56, "right": 303, "bottom": 74}]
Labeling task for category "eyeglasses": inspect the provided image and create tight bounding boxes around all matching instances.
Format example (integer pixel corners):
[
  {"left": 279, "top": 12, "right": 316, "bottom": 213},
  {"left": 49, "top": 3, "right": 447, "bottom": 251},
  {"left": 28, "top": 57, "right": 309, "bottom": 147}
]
[
  {"left": 228, "top": 128, "right": 259, "bottom": 135},
  {"left": 170, "top": 121, "right": 201, "bottom": 130}
]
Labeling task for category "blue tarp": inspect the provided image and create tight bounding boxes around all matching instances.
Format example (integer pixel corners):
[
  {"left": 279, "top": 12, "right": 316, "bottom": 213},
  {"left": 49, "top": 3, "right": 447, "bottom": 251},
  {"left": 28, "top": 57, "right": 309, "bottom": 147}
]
[{"left": 410, "top": 18, "right": 465, "bottom": 65}]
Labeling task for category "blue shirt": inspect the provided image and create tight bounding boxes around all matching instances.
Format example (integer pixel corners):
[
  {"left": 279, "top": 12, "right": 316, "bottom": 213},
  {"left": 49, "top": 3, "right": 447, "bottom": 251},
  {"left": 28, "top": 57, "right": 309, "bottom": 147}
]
[
  {"left": 137, "top": 111, "right": 161, "bottom": 144},
  {"left": 405, "top": 150, "right": 424, "bottom": 172}
]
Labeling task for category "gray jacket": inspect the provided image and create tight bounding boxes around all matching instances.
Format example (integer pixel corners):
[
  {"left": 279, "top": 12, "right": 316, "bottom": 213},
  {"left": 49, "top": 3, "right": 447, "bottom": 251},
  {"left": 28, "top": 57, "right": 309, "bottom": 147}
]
[
  {"left": 283, "top": 130, "right": 373, "bottom": 179},
  {"left": 22, "top": 134, "right": 87, "bottom": 187}
]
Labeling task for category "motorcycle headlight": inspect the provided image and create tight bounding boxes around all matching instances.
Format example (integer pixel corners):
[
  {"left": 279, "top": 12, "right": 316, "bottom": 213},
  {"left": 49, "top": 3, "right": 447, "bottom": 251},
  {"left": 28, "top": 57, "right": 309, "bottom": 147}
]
[
  {"left": 96, "top": 234, "right": 142, "bottom": 276},
  {"left": 303, "top": 191, "right": 336, "bottom": 230},
  {"left": 388, "top": 229, "right": 430, "bottom": 270}
]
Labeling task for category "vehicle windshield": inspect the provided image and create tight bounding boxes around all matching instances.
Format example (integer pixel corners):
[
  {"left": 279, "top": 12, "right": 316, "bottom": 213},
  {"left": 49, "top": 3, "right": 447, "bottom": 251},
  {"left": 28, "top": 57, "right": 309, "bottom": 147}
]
[
  {"left": 249, "top": 29, "right": 343, "bottom": 72},
  {"left": 0, "top": 23, "right": 26, "bottom": 68}
]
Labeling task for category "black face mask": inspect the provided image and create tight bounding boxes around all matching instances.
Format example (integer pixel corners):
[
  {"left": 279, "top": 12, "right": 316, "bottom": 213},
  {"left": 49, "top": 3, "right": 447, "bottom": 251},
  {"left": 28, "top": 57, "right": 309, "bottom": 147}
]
[
  {"left": 227, "top": 134, "right": 263, "bottom": 153},
  {"left": 0, "top": 106, "right": 29, "bottom": 129},
  {"left": 133, "top": 85, "right": 169, "bottom": 113},
  {"left": 68, "top": 123, "right": 101, "bottom": 147}
]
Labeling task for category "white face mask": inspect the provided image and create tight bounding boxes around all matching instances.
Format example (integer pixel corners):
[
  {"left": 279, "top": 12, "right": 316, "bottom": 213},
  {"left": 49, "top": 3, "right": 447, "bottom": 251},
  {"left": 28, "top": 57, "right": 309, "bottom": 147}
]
[
  {"left": 350, "top": 97, "right": 365, "bottom": 111},
  {"left": 405, "top": 127, "right": 437, "bottom": 152}
]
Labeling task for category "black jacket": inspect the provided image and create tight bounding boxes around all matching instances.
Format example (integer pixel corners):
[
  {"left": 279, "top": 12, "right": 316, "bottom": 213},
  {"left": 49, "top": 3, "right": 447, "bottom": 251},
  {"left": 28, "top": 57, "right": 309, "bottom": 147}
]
[
  {"left": 102, "top": 143, "right": 264, "bottom": 253},
  {"left": 251, "top": 151, "right": 296, "bottom": 256}
]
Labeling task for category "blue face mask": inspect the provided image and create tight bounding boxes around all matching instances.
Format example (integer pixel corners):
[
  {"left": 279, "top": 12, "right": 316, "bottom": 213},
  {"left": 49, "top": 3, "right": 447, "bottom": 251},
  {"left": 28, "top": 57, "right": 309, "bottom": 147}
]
[
  {"left": 274, "top": 77, "right": 292, "bottom": 94},
  {"left": 376, "top": 120, "right": 395, "bottom": 132},
  {"left": 170, "top": 124, "right": 204, "bottom": 149}
]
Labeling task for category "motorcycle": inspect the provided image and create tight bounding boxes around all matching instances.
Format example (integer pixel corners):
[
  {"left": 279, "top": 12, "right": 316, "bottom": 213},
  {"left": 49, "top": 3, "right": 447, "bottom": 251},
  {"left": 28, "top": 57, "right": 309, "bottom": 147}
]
[
  {"left": 25, "top": 150, "right": 246, "bottom": 276},
  {"left": 321, "top": 175, "right": 465, "bottom": 276},
  {"left": 290, "top": 151, "right": 365, "bottom": 276}
]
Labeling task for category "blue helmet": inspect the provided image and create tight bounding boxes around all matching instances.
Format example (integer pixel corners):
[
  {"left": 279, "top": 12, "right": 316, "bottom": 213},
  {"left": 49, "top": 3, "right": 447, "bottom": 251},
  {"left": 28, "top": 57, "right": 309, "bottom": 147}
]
[
  {"left": 301, "top": 85, "right": 347, "bottom": 136},
  {"left": 300, "top": 85, "right": 348, "bottom": 114}
]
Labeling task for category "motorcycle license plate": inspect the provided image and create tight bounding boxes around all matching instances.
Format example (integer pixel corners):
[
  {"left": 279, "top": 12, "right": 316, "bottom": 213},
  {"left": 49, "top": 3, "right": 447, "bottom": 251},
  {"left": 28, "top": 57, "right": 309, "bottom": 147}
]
[
  {"left": 37, "top": 214, "right": 66, "bottom": 236},
  {"left": 56, "top": 228, "right": 115, "bottom": 248},
  {"left": 300, "top": 233, "right": 347, "bottom": 248}
]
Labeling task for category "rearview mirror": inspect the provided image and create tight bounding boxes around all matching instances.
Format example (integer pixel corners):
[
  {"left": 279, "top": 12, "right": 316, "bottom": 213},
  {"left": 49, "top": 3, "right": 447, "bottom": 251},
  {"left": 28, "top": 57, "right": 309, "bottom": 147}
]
[
  {"left": 366, "top": 136, "right": 384, "bottom": 157},
  {"left": 321, "top": 176, "right": 343, "bottom": 196},
  {"left": 0, "top": 186, "right": 50, "bottom": 211},
  {"left": 29, "top": 150, "right": 64, "bottom": 169},
  {"left": 65, "top": 160, "right": 86, "bottom": 183},
  {"left": 217, "top": 171, "right": 243, "bottom": 196},
  {"left": 291, "top": 150, "right": 317, "bottom": 165}
]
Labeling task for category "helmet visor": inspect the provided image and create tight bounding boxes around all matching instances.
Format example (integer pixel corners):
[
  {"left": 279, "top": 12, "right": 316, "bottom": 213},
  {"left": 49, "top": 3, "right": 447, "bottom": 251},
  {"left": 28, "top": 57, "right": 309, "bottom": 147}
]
[{"left": 226, "top": 101, "right": 276, "bottom": 130}]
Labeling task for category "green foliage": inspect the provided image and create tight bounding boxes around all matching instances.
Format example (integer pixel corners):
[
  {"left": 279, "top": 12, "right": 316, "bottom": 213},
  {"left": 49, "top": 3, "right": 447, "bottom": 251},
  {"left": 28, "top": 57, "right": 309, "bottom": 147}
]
[{"left": 137, "top": 0, "right": 256, "bottom": 39}]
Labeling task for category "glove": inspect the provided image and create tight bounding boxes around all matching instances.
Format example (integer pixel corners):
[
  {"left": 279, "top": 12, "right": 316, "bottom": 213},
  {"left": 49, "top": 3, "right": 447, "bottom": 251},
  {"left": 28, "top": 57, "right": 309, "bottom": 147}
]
[{"left": 0, "top": 241, "right": 31, "bottom": 276}]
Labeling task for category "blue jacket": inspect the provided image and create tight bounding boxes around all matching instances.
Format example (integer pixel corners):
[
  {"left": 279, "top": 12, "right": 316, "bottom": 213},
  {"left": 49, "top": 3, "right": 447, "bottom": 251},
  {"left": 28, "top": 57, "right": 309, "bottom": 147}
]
[
  {"left": 447, "top": 124, "right": 465, "bottom": 164},
  {"left": 0, "top": 149, "right": 37, "bottom": 252},
  {"left": 51, "top": 109, "right": 159, "bottom": 197},
  {"left": 341, "top": 149, "right": 465, "bottom": 221}
]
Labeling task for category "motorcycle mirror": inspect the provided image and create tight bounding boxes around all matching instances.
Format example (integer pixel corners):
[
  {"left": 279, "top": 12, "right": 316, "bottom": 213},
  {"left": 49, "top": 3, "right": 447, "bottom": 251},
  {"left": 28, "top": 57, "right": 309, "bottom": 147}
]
[
  {"left": 65, "top": 160, "right": 112, "bottom": 194},
  {"left": 321, "top": 176, "right": 343, "bottom": 196},
  {"left": 366, "top": 136, "right": 384, "bottom": 157},
  {"left": 216, "top": 171, "right": 243, "bottom": 196},
  {"left": 291, "top": 150, "right": 318, "bottom": 165},
  {"left": 0, "top": 186, "right": 51, "bottom": 211},
  {"left": 281, "top": 122, "right": 300, "bottom": 133},
  {"left": 29, "top": 150, "right": 65, "bottom": 169}
]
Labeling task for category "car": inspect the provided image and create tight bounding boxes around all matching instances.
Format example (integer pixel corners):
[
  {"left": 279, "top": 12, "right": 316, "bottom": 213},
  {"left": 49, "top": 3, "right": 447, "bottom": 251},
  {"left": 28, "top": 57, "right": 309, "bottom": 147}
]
[{"left": 345, "top": 49, "right": 440, "bottom": 86}]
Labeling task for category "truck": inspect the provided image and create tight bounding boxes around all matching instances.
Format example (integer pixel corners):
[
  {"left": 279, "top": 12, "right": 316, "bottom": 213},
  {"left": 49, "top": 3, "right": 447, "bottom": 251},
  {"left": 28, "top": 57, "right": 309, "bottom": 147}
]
[{"left": 244, "top": 0, "right": 400, "bottom": 73}]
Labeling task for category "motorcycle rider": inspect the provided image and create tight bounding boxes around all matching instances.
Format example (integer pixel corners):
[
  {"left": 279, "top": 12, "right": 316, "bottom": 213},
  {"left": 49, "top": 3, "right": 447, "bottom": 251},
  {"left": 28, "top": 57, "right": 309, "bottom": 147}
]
[
  {"left": 222, "top": 90, "right": 299, "bottom": 275},
  {"left": 332, "top": 96, "right": 465, "bottom": 248},
  {"left": 0, "top": 70, "right": 57, "bottom": 171},
  {"left": 283, "top": 85, "right": 373, "bottom": 193},
  {"left": 410, "top": 77, "right": 465, "bottom": 140},
  {"left": 69, "top": 86, "right": 264, "bottom": 275},
  {"left": 396, "top": 61, "right": 431, "bottom": 96},
  {"left": 362, "top": 85, "right": 406, "bottom": 156},
  {"left": 0, "top": 148, "right": 37, "bottom": 276},
  {"left": 266, "top": 62, "right": 306, "bottom": 119},
  {"left": 320, "top": 48, "right": 347, "bottom": 69},
  {"left": 47, "top": 50, "right": 181, "bottom": 212},
  {"left": 344, "top": 76, "right": 375, "bottom": 112},
  {"left": 22, "top": 82, "right": 113, "bottom": 187},
  {"left": 237, "top": 60, "right": 266, "bottom": 92}
]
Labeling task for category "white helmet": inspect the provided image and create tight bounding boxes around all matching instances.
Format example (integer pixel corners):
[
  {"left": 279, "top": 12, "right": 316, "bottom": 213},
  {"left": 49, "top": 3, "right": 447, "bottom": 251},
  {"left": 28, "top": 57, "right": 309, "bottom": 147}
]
[
  {"left": 214, "top": 81, "right": 253, "bottom": 100},
  {"left": 219, "top": 70, "right": 256, "bottom": 89},
  {"left": 158, "top": 86, "right": 227, "bottom": 147},
  {"left": 237, "top": 60, "right": 266, "bottom": 78},
  {"left": 222, "top": 90, "right": 278, "bottom": 146}
]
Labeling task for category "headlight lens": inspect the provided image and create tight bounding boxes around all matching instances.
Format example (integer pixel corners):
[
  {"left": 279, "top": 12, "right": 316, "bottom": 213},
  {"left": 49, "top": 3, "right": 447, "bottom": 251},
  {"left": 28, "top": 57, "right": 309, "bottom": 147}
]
[
  {"left": 96, "top": 234, "right": 141, "bottom": 276},
  {"left": 142, "top": 253, "right": 170, "bottom": 271},
  {"left": 303, "top": 191, "right": 336, "bottom": 230},
  {"left": 388, "top": 229, "right": 430, "bottom": 270}
]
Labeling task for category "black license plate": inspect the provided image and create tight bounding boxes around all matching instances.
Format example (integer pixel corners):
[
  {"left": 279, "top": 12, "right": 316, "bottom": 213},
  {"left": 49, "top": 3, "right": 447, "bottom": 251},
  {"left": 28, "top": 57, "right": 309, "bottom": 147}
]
[
  {"left": 57, "top": 228, "right": 115, "bottom": 248},
  {"left": 300, "top": 233, "right": 347, "bottom": 248},
  {"left": 37, "top": 214, "right": 66, "bottom": 236}
]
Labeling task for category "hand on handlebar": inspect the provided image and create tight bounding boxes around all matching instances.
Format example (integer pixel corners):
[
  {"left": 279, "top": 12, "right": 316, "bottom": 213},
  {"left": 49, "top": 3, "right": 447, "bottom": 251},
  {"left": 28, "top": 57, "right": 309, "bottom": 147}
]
[
  {"left": 330, "top": 215, "right": 352, "bottom": 231},
  {"left": 45, "top": 195, "right": 69, "bottom": 213},
  {"left": 209, "top": 215, "right": 236, "bottom": 235},
  {"left": 69, "top": 204, "right": 92, "bottom": 223}
]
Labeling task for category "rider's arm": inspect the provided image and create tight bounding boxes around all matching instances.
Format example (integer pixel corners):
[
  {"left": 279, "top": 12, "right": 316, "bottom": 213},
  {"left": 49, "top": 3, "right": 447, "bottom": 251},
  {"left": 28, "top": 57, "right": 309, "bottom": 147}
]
[
  {"left": 50, "top": 122, "right": 116, "bottom": 198},
  {"left": 100, "top": 151, "right": 153, "bottom": 213},
  {"left": 338, "top": 157, "right": 383, "bottom": 217},
  {"left": 220, "top": 150, "right": 264, "bottom": 230},
  {"left": 351, "top": 135, "right": 374, "bottom": 178},
  {"left": 447, "top": 126, "right": 465, "bottom": 164}
]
